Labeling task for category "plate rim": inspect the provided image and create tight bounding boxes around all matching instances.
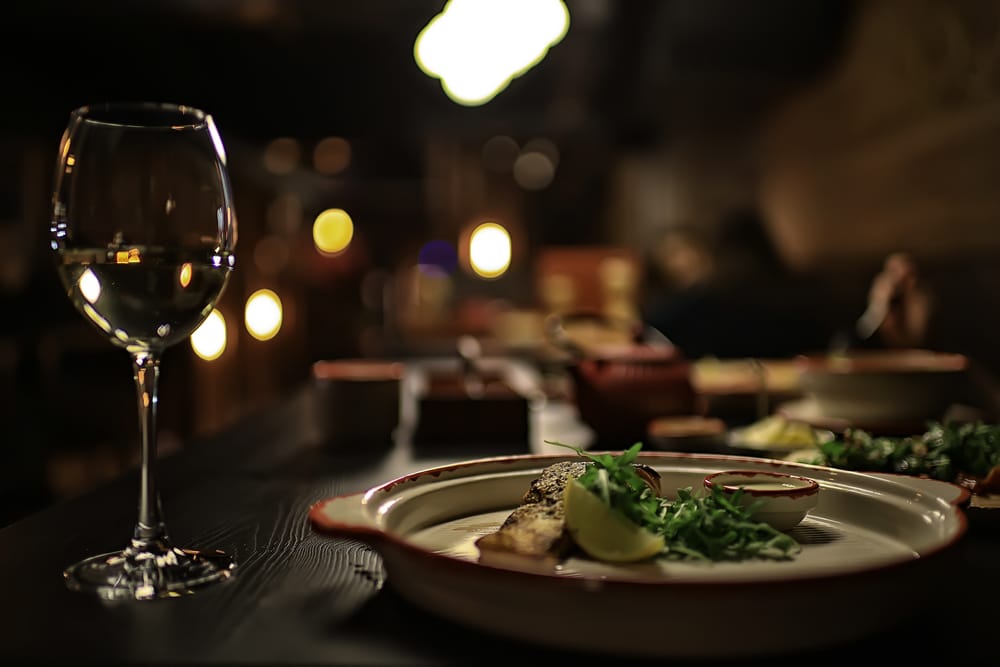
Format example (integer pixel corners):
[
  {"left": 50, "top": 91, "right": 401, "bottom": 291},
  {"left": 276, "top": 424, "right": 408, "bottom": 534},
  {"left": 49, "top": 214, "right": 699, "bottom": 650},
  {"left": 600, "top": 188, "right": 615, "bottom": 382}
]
[{"left": 309, "top": 450, "right": 970, "bottom": 589}]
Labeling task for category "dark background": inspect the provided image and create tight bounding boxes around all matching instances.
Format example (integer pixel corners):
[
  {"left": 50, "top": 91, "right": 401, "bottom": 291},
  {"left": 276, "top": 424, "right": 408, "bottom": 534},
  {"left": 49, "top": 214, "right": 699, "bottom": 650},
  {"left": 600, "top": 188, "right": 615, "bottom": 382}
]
[{"left": 13, "top": 0, "right": 991, "bottom": 526}]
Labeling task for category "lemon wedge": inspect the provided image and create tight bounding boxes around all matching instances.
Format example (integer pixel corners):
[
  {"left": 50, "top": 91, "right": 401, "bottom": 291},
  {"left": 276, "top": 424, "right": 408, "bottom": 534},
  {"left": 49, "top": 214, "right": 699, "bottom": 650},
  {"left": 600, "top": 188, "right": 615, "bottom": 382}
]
[
  {"left": 741, "top": 416, "right": 819, "bottom": 450},
  {"left": 777, "top": 421, "right": 820, "bottom": 448},
  {"left": 563, "top": 478, "right": 665, "bottom": 563}
]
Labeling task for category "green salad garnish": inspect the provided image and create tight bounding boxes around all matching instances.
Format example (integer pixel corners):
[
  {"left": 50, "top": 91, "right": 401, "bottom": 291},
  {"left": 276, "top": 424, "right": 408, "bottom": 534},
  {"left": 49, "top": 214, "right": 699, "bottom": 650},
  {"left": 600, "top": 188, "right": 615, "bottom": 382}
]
[
  {"left": 548, "top": 441, "right": 801, "bottom": 562},
  {"left": 808, "top": 420, "right": 1000, "bottom": 483}
]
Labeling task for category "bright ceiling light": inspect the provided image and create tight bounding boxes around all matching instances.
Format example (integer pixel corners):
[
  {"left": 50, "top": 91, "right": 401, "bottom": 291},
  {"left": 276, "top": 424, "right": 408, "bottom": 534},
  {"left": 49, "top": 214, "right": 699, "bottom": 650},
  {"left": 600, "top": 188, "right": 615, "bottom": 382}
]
[
  {"left": 468, "top": 222, "right": 512, "bottom": 278},
  {"left": 414, "top": 0, "right": 570, "bottom": 106}
]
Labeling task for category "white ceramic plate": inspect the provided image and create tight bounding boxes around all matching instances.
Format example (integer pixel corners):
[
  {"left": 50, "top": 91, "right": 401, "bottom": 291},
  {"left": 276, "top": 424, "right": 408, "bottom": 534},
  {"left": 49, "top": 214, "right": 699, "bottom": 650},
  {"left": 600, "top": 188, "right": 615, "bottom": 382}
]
[{"left": 309, "top": 452, "right": 969, "bottom": 659}]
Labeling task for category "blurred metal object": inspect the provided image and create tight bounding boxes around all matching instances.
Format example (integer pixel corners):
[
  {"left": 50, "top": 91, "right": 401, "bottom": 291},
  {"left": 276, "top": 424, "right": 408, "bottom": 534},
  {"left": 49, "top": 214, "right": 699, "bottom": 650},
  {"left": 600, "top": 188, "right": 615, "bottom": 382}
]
[
  {"left": 457, "top": 335, "right": 485, "bottom": 399},
  {"left": 749, "top": 357, "right": 769, "bottom": 420}
]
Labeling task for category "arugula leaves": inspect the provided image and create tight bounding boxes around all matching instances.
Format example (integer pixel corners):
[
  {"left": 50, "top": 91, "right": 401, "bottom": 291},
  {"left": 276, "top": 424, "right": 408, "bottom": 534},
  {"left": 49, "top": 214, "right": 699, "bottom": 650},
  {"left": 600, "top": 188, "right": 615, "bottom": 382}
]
[
  {"left": 656, "top": 486, "right": 799, "bottom": 561},
  {"left": 816, "top": 420, "right": 1000, "bottom": 481},
  {"left": 547, "top": 441, "right": 801, "bottom": 562}
]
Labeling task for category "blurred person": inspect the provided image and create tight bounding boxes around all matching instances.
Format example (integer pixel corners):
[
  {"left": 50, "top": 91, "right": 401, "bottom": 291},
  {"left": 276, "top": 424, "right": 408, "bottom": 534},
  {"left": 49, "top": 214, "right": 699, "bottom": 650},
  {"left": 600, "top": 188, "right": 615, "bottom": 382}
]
[
  {"left": 650, "top": 225, "right": 715, "bottom": 293},
  {"left": 860, "top": 252, "right": 932, "bottom": 349},
  {"left": 641, "top": 209, "right": 832, "bottom": 360},
  {"left": 855, "top": 252, "right": 1000, "bottom": 420}
]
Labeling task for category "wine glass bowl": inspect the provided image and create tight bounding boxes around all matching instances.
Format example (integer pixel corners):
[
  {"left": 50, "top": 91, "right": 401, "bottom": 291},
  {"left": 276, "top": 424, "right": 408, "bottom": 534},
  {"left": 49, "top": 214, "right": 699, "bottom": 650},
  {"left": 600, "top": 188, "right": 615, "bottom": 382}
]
[{"left": 49, "top": 102, "right": 237, "bottom": 600}]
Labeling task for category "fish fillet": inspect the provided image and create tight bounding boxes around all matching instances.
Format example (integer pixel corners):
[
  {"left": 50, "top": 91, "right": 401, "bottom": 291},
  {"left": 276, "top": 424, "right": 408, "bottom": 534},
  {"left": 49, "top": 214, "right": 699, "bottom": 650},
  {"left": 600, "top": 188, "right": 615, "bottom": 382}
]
[
  {"left": 476, "top": 461, "right": 587, "bottom": 567},
  {"left": 474, "top": 459, "right": 662, "bottom": 570},
  {"left": 474, "top": 461, "right": 587, "bottom": 569}
]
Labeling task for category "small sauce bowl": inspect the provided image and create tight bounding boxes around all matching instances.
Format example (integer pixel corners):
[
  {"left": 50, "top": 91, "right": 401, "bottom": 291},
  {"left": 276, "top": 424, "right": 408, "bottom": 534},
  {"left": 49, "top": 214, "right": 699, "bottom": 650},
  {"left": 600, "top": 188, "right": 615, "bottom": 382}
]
[{"left": 703, "top": 470, "right": 820, "bottom": 531}]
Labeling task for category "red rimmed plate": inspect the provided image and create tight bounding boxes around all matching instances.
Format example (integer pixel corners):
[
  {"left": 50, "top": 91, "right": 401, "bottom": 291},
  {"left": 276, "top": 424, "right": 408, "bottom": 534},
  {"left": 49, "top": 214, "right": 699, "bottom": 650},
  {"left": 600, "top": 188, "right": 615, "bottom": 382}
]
[{"left": 309, "top": 451, "right": 968, "bottom": 659}]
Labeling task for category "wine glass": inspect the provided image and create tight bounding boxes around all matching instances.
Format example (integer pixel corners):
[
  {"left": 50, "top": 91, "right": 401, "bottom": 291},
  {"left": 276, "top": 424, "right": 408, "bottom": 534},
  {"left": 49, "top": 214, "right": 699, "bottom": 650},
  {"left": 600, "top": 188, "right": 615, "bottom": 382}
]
[{"left": 49, "top": 102, "right": 238, "bottom": 600}]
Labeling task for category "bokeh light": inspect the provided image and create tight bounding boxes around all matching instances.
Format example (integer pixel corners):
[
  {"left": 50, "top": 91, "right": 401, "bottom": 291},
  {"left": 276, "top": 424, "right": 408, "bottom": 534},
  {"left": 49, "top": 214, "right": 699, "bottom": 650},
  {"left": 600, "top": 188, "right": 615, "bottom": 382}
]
[
  {"left": 468, "top": 222, "right": 512, "bottom": 278},
  {"left": 414, "top": 0, "right": 570, "bottom": 106},
  {"left": 482, "top": 135, "right": 520, "bottom": 173},
  {"left": 191, "top": 309, "right": 227, "bottom": 361},
  {"left": 418, "top": 240, "right": 459, "bottom": 276},
  {"left": 313, "top": 136, "right": 352, "bottom": 175},
  {"left": 244, "top": 289, "right": 283, "bottom": 341},
  {"left": 513, "top": 150, "right": 555, "bottom": 190},
  {"left": 263, "top": 137, "right": 301, "bottom": 175},
  {"left": 313, "top": 208, "right": 354, "bottom": 255},
  {"left": 523, "top": 137, "right": 560, "bottom": 166}
]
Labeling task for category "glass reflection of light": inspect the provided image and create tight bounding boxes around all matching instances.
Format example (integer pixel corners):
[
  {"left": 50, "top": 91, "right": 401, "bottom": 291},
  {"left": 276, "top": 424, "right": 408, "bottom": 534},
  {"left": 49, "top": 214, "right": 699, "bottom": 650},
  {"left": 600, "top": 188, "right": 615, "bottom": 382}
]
[
  {"left": 78, "top": 268, "right": 101, "bottom": 304},
  {"left": 191, "top": 309, "right": 227, "bottom": 361},
  {"left": 418, "top": 240, "right": 458, "bottom": 277},
  {"left": 178, "top": 262, "right": 193, "bottom": 288},
  {"left": 414, "top": 0, "right": 570, "bottom": 106},
  {"left": 313, "top": 208, "right": 354, "bottom": 255},
  {"left": 245, "top": 289, "right": 282, "bottom": 341},
  {"left": 469, "top": 222, "right": 511, "bottom": 278},
  {"left": 115, "top": 248, "right": 141, "bottom": 264},
  {"left": 208, "top": 117, "right": 228, "bottom": 166},
  {"left": 83, "top": 304, "right": 112, "bottom": 334},
  {"left": 49, "top": 220, "right": 67, "bottom": 250}
]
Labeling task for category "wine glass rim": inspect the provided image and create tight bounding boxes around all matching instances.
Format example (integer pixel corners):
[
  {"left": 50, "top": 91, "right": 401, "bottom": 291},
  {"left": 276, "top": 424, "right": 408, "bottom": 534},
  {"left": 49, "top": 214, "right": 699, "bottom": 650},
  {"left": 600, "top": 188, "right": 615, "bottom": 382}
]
[{"left": 71, "top": 102, "right": 210, "bottom": 129}]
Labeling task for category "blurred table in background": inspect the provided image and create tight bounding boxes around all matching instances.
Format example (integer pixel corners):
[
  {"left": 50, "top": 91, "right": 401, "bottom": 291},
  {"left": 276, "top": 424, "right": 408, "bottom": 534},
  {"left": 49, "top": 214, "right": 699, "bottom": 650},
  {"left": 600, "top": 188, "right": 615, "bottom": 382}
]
[{"left": 691, "top": 357, "right": 804, "bottom": 425}]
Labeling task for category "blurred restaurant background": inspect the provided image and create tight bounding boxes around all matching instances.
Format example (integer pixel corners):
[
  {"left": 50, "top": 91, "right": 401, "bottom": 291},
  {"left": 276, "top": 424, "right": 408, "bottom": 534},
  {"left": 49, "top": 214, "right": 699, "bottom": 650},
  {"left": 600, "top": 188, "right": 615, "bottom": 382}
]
[{"left": 3, "top": 0, "right": 1000, "bottom": 525}]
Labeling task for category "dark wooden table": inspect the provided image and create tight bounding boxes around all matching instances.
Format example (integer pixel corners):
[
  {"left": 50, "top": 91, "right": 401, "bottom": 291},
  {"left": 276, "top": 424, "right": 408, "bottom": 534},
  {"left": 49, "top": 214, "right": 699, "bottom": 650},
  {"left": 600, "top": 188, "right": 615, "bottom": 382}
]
[{"left": 1, "top": 378, "right": 998, "bottom": 665}]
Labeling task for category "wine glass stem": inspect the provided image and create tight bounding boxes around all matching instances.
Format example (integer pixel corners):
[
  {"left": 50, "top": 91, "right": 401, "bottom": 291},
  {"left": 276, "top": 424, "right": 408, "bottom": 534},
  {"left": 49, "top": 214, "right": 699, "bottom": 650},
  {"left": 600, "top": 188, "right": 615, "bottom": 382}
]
[{"left": 132, "top": 351, "right": 167, "bottom": 546}]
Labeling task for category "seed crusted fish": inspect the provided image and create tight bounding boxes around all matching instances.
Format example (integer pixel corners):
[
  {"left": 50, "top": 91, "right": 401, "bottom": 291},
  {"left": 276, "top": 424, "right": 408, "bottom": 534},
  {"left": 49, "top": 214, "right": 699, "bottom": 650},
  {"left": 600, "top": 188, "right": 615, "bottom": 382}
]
[{"left": 474, "top": 460, "right": 587, "bottom": 569}]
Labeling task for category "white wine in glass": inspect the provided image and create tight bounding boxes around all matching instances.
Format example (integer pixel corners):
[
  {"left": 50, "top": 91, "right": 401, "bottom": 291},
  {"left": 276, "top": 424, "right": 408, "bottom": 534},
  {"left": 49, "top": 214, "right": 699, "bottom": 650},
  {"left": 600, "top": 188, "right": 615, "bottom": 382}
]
[{"left": 49, "top": 102, "right": 238, "bottom": 600}]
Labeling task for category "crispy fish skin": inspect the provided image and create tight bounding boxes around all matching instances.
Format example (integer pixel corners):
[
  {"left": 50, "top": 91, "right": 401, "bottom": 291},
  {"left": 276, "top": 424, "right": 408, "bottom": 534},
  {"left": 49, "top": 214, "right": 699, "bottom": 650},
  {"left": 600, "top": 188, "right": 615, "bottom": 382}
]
[{"left": 474, "top": 461, "right": 587, "bottom": 566}]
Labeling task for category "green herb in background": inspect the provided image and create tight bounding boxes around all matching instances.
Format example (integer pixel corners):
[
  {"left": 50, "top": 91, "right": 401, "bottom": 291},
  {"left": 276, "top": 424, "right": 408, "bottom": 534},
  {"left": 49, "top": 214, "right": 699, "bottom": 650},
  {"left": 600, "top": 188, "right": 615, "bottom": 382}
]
[
  {"left": 547, "top": 441, "right": 801, "bottom": 562},
  {"left": 816, "top": 420, "right": 1000, "bottom": 482}
]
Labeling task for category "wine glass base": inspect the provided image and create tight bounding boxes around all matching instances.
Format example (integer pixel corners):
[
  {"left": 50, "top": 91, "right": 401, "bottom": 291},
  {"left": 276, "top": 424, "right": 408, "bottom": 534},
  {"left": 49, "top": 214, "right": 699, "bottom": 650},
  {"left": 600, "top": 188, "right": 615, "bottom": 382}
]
[{"left": 64, "top": 545, "right": 236, "bottom": 601}]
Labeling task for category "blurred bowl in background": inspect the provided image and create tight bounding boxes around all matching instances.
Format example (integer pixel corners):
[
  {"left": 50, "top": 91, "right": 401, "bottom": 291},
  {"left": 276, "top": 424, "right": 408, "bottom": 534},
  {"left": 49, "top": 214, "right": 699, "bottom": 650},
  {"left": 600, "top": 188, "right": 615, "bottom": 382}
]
[
  {"left": 647, "top": 415, "right": 727, "bottom": 453},
  {"left": 544, "top": 311, "right": 699, "bottom": 445},
  {"left": 796, "top": 349, "right": 969, "bottom": 423},
  {"left": 569, "top": 343, "right": 698, "bottom": 445},
  {"left": 691, "top": 357, "right": 804, "bottom": 424}
]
